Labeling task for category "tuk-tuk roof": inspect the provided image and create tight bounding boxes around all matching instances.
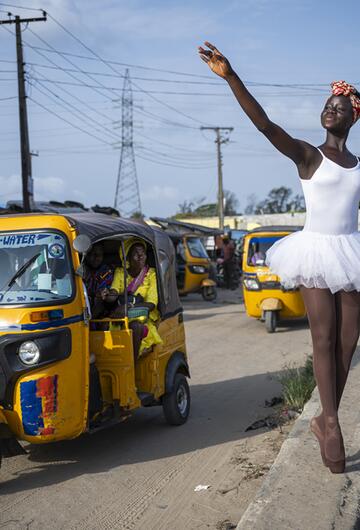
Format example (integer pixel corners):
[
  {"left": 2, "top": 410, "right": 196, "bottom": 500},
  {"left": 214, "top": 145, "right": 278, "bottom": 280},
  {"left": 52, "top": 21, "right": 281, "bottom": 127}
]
[
  {"left": 151, "top": 217, "right": 222, "bottom": 237},
  {"left": 66, "top": 213, "right": 181, "bottom": 318},
  {"left": 247, "top": 225, "right": 303, "bottom": 235},
  {"left": 66, "top": 213, "right": 156, "bottom": 244}
]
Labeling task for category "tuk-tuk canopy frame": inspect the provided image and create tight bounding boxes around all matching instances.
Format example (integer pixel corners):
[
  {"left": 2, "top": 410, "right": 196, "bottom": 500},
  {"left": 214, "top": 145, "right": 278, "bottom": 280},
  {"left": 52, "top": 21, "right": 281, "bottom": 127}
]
[{"left": 66, "top": 213, "right": 182, "bottom": 319}]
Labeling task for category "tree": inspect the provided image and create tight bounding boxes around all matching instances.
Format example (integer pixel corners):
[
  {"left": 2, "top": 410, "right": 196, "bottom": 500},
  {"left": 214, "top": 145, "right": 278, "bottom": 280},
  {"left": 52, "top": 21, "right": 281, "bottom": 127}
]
[
  {"left": 177, "top": 200, "right": 195, "bottom": 215},
  {"left": 194, "top": 203, "right": 217, "bottom": 216},
  {"left": 223, "top": 189, "right": 239, "bottom": 215},
  {"left": 244, "top": 193, "right": 258, "bottom": 215},
  {"left": 291, "top": 193, "right": 306, "bottom": 212},
  {"left": 174, "top": 190, "right": 240, "bottom": 218},
  {"left": 131, "top": 211, "right": 144, "bottom": 220},
  {"left": 254, "top": 186, "right": 293, "bottom": 214}
]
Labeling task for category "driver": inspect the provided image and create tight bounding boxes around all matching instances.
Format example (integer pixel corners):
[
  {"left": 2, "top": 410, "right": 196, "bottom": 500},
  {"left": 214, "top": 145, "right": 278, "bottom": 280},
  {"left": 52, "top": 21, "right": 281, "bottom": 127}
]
[
  {"left": 250, "top": 243, "right": 265, "bottom": 266},
  {"left": 105, "top": 238, "right": 162, "bottom": 361}
]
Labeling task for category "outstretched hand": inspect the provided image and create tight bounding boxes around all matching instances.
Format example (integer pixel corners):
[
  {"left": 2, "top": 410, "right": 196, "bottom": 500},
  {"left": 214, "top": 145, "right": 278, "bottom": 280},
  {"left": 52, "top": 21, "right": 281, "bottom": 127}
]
[{"left": 198, "top": 42, "right": 233, "bottom": 79}]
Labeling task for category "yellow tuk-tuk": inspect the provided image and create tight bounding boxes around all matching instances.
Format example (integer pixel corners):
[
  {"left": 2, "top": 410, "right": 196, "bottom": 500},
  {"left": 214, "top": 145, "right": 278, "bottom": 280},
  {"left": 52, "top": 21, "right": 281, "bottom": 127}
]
[
  {"left": 242, "top": 226, "right": 306, "bottom": 332},
  {"left": 151, "top": 217, "right": 218, "bottom": 301},
  {"left": 0, "top": 213, "right": 190, "bottom": 467}
]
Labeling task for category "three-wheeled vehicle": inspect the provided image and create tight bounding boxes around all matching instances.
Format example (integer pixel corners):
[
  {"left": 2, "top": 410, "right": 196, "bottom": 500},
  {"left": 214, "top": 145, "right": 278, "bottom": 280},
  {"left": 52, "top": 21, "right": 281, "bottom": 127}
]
[
  {"left": 242, "top": 226, "right": 306, "bottom": 332},
  {"left": 151, "top": 217, "right": 219, "bottom": 301},
  {"left": 0, "top": 213, "right": 190, "bottom": 467}
]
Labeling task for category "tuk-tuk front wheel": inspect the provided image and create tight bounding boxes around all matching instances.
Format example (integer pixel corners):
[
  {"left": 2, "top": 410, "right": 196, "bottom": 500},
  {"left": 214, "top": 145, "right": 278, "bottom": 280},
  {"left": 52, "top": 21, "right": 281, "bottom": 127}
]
[
  {"left": 265, "top": 310, "right": 277, "bottom": 333},
  {"left": 201, "top": 285, "right": 217, "bottom": 302},
  {"left": 163, "top": 373, "right": 190, "bottom": 425}
]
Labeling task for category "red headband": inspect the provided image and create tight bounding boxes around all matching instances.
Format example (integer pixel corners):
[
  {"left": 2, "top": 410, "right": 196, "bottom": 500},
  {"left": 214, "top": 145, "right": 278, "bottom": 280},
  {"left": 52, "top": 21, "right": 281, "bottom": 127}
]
[{"left": 331, "top": 81, "right": 360, "bottom": 123}]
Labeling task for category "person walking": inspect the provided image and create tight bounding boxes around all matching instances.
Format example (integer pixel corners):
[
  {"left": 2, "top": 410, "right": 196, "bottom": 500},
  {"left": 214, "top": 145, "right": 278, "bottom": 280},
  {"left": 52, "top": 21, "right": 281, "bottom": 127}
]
[
  {"left": 198, "top": 42, "right": 360, "bottom": 474},
  {"left": 221, "top": 234, "right": 236, "bottom": 289}
]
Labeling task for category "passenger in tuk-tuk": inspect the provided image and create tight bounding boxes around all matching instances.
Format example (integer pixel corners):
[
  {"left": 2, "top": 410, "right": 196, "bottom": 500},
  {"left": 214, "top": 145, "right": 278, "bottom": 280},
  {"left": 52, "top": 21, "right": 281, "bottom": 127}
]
[
  {"left": 83, "top": 242, "right": 114, "bottom": 321},
  {"left": 105, "top": 238, "right": 162, "bottom": 361}
]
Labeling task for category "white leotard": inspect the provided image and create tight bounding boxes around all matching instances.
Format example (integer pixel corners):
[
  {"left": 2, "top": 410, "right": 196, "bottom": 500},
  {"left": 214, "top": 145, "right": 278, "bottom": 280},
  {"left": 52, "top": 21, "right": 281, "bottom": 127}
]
[
  {"left": 301, "top": 149, "right": 360, "bottom": 235},
  {"left": 266, "top": 148, "right": 360, "bottom": 292}
]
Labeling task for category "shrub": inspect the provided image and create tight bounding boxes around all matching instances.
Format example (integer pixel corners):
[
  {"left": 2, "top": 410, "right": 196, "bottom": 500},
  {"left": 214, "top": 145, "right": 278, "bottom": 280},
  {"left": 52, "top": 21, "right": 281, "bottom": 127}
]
[{"left": 278, "top": 357, "right": 316, "bottom": 412}]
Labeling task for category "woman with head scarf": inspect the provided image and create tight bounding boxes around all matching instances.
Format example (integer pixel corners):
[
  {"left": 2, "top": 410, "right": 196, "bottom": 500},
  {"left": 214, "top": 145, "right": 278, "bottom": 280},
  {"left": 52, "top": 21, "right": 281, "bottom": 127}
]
[
  {"left": 199, "top": 43, "right": 360, "bottom": 474},
  {"left": 105, "top": 238, "right": 162, "bottom": 361}
]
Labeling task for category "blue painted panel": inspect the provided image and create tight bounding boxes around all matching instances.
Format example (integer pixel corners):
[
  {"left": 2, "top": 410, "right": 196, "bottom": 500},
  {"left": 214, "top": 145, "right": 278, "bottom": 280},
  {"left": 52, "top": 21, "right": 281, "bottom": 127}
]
[{"left": 20, "top": 380, "right": 44, "bottom": 436}]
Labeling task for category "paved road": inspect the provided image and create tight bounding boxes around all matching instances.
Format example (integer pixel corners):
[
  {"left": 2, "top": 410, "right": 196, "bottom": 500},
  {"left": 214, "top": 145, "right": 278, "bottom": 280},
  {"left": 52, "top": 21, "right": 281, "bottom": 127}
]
[{"left": 0, "top": 290, "right": 312, "bottom": 530}]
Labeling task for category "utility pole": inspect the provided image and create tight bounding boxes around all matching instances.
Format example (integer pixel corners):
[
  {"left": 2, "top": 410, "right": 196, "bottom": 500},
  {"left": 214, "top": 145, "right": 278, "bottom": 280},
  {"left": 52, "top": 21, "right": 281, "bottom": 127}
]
[
  {"left": 200, "top": 126, "right": 233, "bottom": 230},
  {"left": 0, "top": 11, "right": 47, "bottom": 212},
  {"left": 114, "top": 69, "right": 142, "bottom": 217}
]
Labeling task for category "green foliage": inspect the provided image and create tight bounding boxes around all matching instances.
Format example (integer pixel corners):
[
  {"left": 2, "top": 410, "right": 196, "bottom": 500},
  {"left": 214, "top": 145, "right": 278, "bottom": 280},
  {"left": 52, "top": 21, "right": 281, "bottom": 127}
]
[
  {"left": 278, "top": 357, "right": 315, "bottom": 412},
  {"left": 176, "top": 189, "right": 240, "bottom": 218},
  {"left": 130, "top": 211, "right": 144, "bottom": 219},
  {"left": 245, "top": 187, "right": 305, "bottom": 214}
]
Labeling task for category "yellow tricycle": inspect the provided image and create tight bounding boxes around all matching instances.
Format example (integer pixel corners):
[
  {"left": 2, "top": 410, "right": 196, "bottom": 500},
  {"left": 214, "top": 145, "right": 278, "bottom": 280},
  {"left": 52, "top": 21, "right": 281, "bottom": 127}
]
[
  {"left": 242, "top": 226, "right": 306, "bottom": 333},
  {"left": 151, "top": 217, "right": 218, "bottom": 301},
  {"left": 0, "top": 212, "right": 190, "bottom": 468}
]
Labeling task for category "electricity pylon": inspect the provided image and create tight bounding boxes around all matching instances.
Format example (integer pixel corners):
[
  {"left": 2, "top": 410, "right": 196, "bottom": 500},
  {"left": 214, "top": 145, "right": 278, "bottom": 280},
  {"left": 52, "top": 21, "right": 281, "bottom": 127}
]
[{"left": 114, "top": 69, "right": 142, "bottom": 217}]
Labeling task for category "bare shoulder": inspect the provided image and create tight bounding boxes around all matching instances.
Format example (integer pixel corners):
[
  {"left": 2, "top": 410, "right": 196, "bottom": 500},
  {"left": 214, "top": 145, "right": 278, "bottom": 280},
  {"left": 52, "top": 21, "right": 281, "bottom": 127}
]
[{"left": 296, "top": 141, "right": 322, "bottom": 180}]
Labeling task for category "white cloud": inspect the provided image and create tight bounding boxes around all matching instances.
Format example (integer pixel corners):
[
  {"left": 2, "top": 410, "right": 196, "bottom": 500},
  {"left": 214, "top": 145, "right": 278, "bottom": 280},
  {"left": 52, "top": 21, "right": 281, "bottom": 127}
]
[
  {"left": 142, "top": 185, "right": 180, "bottom": 201},
  {"left": 262, "top": 97, "right": 323, "bottom": 131},
  {"left": 0, "top": 174, "right": 85, "bottom": 205}
]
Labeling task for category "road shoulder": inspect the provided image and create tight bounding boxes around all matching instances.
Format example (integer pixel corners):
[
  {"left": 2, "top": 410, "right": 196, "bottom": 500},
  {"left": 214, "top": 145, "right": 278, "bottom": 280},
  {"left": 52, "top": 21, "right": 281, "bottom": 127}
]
[{"left": 237, "top": 354, "right": 360, "bottom": 530}]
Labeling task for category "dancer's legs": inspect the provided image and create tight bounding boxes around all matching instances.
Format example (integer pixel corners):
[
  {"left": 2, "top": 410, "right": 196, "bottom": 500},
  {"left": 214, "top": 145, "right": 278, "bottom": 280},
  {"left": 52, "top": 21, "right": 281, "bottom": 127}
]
[
  {"left": 334, "top": 290, "right": 360, "bottom": 408},
  {"left": 300, "top": 287, "right": 337, "bottom": 420}
]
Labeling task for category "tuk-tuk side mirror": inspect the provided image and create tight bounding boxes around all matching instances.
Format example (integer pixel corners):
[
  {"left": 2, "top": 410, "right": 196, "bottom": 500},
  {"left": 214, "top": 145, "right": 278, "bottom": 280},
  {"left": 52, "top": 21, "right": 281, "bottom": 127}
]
[{"left": 73, "top": 234, "right": 91, "bottom": 254}]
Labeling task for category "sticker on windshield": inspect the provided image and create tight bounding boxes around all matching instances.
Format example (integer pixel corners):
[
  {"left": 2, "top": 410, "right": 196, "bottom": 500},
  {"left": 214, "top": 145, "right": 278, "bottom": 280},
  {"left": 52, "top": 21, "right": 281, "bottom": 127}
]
[
  {"left": 0, "top": 233, "right": 62, "bottom": 249},
  {"left": 48, "top": 243, "right": 64, "bottom": 258}
]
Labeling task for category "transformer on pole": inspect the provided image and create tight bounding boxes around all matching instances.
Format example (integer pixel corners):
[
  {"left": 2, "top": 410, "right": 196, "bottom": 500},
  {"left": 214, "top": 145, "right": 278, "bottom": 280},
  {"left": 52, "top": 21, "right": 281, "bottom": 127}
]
[{"left": 114, "top": 69, "right": 142, "bottom": 217}]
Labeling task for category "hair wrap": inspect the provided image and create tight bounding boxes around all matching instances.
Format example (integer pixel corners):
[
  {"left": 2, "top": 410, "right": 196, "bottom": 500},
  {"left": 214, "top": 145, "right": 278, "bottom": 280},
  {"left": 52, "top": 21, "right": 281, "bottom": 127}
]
[{"left": 331, "top": 81, "right": 360, "bottom": 123}]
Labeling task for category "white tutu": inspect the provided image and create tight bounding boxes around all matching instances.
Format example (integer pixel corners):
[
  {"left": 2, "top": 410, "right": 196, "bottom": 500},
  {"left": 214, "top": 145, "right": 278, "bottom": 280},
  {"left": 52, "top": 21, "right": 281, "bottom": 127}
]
[{"left": 265, "top": 230, "right": 360, "bottom": 293}]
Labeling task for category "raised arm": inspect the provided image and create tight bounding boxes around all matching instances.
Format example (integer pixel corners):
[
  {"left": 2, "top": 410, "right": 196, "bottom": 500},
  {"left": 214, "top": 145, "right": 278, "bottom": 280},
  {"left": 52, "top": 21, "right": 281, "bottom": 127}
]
[{"left": 198, "top": 42, "right": 316, "bottom": 168}]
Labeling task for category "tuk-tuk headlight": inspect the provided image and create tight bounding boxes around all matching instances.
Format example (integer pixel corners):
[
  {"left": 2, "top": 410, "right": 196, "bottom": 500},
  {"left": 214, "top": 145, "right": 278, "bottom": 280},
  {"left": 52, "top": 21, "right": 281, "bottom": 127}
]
[
  {"left": 243, "top": 278, "right": 261, "bottom": 291},
  {"left": 189, "top": 265, "right": 207, "bottom": 274},
  {"left": 18, "top": 341, "right": 40, "bottom": 365}
]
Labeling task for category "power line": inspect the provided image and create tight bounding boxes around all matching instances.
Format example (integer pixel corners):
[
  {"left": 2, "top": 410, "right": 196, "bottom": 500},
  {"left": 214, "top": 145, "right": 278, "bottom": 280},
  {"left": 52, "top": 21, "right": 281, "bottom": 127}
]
[
  {"left": 25, "top": 61, "right": 225, "bottom": 86},
  {"left": 28, "top": 75, "right": 231, "bottom": 96},
  {"left": 26, "top": 27, "right": 115, "bottom": 101},
  {"left": 0, "top": 3, "right": 43, "bottom": 12},
  {"left": 135, "top": 150, "right": 214, "bottom": 170},
  {"left": 133, "top": 105, "right": 198, "bottom": 130},
  {"left": 135, "top": 130, "right": 215, "bottom": 156},
  {"left": 28, "top": 68, "right": 115, "bottom": 123},
  {"left": 25, "top": 44, "right": 357, "bottom": 89},
  {"left": 23, "top": 77, "right": 329, "bottom": 98},
  {"left": 26, "top": 45, "right": 217, "bottom": 79},
  {"left": 138, "top": 145, "right": 214, "bottom": 165},
  {"left": 28, "top": 77, "right": 121, "bottom": 141},
  {"left": 44, "top": 13, "right": 214, "bottom": 127},
  {"left": 28, "top": 97, "right": 114, "bottom": 146}
]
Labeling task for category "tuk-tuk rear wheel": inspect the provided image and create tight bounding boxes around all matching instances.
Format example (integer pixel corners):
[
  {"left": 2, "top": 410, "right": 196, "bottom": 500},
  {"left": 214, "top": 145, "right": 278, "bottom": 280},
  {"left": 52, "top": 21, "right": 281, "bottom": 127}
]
[
  {"left": 265, "top": 310, "right": 277, "bottom": 333},
  {"left": 163, "top": 373, "right": 190, "bottom": 426}
]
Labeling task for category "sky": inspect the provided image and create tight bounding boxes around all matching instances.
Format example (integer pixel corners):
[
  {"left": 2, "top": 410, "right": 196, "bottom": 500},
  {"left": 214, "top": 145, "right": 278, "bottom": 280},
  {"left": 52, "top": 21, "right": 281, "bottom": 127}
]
[{"left": 0, "top": 0, "right": 359, "bottom": 217}]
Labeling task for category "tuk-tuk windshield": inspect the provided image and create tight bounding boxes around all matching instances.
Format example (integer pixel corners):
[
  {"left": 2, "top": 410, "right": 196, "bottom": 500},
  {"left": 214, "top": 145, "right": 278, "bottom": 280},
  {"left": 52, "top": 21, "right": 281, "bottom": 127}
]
[
  {"left": 187, "top": 237, "right": 209, "bottom": 259},
  {"left": 248, "top": 236, "right": 283, "bottom": 267},
  {"left": 0, "top": 231, "right": 74, "bottom": 305}
]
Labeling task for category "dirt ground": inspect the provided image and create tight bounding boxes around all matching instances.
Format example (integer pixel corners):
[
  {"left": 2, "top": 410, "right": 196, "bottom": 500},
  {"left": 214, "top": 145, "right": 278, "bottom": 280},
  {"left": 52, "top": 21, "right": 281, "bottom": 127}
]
[
  {"left": 0, "top": 288, "right": 311, "bottom": 530},
  {"left": 206, "top": 420, "right": 295, "bottom": 530}
]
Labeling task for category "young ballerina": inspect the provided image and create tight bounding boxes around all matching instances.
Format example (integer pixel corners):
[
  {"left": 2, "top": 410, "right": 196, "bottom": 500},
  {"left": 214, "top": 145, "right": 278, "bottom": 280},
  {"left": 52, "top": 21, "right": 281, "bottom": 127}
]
[{"left": 198, "top": 42, "right": 360, "bottom": 474}]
